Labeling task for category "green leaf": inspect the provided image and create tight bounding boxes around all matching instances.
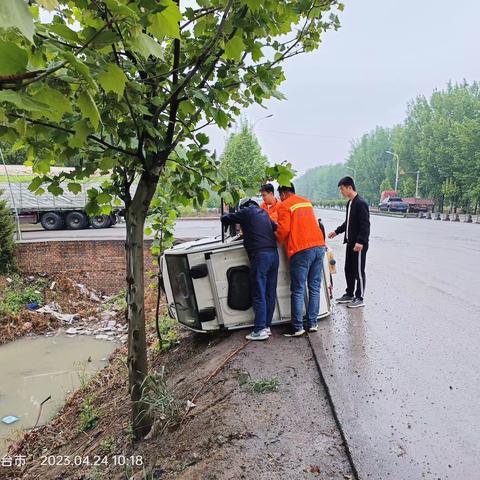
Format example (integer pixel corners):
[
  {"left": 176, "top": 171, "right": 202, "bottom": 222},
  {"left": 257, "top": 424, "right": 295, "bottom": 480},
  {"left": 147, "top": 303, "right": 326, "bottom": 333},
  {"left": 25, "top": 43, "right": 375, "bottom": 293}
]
[
  {"left": 0, "top": 41, "right": 28, "bottom": 76},
  {"left": 242, "top": 0, "right": 261, "bottom": 11},
  {"left": 99, "top": 157, "right": 116, "bottom": 171},
  {"left": 179, "top": 101, "right": 195, "bottom": 115},
  {"left": 223, "top": 34, "right": 245, "bottom": 62},
  {"left": 148, "top": 1, "right": 182, "bottom": 39},
  {"left": 63, "top": 52, "right": 99, "bottom": 92},
  {"left": 28, "top": 177, "right": 44, "bottom": 192},
  {"left": 37, "top": 0, "right": 59, "bottom": 11},
  {"left": 196, "top": 133, "right": 209, "bottom": 145},
  {"left": 0, "top": 0, "right": 35, "bottom": 43},
  {"left": 0, "top": 90, "right": 51, "bottom": 113},
  {"left": 68, "top": 183, "right": 82, "bottom": 194},
  {"left": 98, "top": 63, "right": 127, "bottom": 97},
  {"left": 213, "top": 109, "right": 229, "bottom": 129},
  {"left": 96, "top": 192, "right": 112, "bottom": 204},
  {"left": 251, "top": 42, "right": 264, "bottom": 62},
  {"left": 90, "top": 30, "right": 119, "bottom": 47},
  {"left": 49, "top": 22, "right": 80, "bottom": 44},
  {"left": 78, "top": 90, "right": 101, "bottom": 129},
  {"left": 68, "top": 119, "right": 91, "bottom": 148},
  {"left": 131, "top": 33, "right": 164, "bottom": 59},
  {"left": 48, "top": 183, "right": 64, "bottom": 196},
  {"left": 33, "top": 158, "right": 51, "bottom": 175},
  {"left": 34, "top": 86, "right": 72, "bottom": 122},
  {"left": 15, "top": 117, "right": 26, "bottom": 136}
]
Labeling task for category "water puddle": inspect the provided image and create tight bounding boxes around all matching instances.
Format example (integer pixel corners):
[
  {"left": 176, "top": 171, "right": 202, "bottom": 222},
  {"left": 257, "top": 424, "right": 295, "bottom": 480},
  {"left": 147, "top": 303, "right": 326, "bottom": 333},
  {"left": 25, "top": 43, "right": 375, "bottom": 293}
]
[{"left": 0, "top": 335, "right": 116, "bottom": 454}]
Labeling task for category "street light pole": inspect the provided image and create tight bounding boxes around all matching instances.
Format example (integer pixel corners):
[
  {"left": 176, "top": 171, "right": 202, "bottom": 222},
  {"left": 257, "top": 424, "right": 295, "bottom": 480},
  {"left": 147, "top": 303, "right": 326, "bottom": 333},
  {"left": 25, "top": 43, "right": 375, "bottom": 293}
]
[
  {"left": 386, "top": 151, "right": 400, "bottom": 192},
  {"left": 252, "top": 113, "right": 273, "bottom": 130}
]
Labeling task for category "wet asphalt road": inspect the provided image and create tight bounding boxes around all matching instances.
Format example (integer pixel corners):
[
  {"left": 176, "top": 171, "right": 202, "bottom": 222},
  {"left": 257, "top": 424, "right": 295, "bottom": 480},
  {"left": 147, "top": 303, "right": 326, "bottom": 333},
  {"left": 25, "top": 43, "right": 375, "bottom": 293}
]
[
  {"left": 314, "top": 208, "right": 480, "bottom": 480},
  {"left": 16, "top": 210, "right": 480, "bottom": 478}
]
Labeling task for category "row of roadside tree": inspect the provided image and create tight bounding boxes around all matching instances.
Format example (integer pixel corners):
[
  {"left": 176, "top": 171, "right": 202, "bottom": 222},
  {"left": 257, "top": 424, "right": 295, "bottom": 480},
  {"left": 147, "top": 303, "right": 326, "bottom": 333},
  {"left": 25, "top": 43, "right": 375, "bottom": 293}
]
[{"left": 296, "top": 81, "right": 480, "bottom": 214}]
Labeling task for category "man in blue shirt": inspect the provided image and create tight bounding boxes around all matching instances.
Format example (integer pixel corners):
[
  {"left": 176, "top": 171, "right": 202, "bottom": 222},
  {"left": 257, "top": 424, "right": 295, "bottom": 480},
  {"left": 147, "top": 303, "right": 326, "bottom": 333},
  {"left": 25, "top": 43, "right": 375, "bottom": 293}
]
[{"left": 221, "top": 198, "right": 279, "bottom": 341}]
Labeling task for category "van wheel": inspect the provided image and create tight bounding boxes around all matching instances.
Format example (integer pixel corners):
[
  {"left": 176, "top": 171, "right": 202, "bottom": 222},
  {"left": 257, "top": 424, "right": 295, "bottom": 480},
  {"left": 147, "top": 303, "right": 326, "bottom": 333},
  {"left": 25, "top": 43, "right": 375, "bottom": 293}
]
[
  {"left": 90, "top": 214, "right": 112, "bottom": 229},
  {"left": 41, "top": 212, "right": 65, "bottom": 230},
  {"left": 66, "top": 211, "right": 89, "bottom": 229}
]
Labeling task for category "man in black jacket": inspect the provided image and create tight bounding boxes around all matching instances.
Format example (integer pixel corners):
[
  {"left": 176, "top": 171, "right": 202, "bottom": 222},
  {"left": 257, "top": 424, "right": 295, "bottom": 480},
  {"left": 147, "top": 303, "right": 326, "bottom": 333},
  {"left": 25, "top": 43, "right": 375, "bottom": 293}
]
[
  {"left": 221, "top": 198, "right": 279, "bottom": 340},
  {"left": 328, "top": 177, "right": 370, "bottom": 308}
]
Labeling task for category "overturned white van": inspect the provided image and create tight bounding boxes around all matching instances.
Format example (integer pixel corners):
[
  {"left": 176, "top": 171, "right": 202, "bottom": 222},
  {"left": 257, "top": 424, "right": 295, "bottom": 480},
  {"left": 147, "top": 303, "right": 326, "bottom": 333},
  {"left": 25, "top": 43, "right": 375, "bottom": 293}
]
[{"left": 161, "top": 234, "right": 334, "bottom": 332}]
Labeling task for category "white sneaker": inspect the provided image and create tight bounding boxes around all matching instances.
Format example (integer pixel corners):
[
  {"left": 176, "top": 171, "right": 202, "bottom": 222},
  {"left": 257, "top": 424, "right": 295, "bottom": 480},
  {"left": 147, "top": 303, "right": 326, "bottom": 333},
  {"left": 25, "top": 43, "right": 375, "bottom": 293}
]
[
  {"left": 246, "top": 329, "right": 269, "bottom": 341},
  {"left": 265, "top": 327, "right": 272, "bottom": 336},
  {"left": 308, "top": 325, "right": 318, "bottom": 333}
]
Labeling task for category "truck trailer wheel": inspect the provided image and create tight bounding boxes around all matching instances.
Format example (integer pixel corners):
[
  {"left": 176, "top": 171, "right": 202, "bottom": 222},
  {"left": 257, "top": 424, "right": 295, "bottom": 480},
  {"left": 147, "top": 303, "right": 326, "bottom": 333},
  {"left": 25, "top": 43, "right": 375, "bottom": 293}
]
[
  {"left": 90, "top": 214, "right": 112, "bottom": 229},
  {"left": 66, "top": 211, "right": 89, "bottom": 229},
  {"left": 41, "top": 212, "right": 65, "bottom": 230}
]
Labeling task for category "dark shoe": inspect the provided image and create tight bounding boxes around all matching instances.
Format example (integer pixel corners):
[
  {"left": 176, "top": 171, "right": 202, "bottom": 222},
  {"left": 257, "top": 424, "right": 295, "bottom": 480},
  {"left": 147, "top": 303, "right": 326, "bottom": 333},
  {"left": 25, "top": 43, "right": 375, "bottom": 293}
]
[
  {"left": 347, "top": 298, "right": 365, "bottom": 308},
  {"left": 308, "top": 324, "right": 318, "bottom": 333},
  {"left": 283, "top": 327, "right": 305, "bottom": 337},
  {"left": 336, "top": 294, "right": 354, "bottom": 304}
]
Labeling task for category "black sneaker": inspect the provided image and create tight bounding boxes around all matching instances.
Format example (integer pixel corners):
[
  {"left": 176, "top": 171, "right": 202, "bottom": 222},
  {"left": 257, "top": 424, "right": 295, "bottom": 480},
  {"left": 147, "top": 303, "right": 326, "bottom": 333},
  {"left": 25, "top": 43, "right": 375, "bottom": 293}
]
[
  {"left": 336, "top": 294, "right": 354, "bottom": 304},
  {"left": 308, "top": 324, "right": 318, "bottom": 333},
  {"left": 283, "top": 327, "right": 305, "bottom": 337},
  {"left": 347, "top": 298, "right": 365, "bottom": 308}
]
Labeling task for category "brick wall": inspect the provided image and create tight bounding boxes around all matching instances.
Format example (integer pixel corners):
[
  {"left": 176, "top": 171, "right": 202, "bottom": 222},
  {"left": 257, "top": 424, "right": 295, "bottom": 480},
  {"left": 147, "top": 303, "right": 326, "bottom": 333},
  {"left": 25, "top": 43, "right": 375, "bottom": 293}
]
[{"left": 15, "top": 240, "right": 156, "bottom": 294}]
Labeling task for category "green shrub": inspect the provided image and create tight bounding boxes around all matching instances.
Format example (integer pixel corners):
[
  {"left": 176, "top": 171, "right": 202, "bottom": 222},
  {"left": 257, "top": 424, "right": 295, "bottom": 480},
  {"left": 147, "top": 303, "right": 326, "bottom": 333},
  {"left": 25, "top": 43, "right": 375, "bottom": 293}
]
[
  {"left": 0, "top": 275, "right": 46, "bottom": 316},
  {"left": 0, "top": 192, "right": 16, "bottom": 274},
  {"left": 78, "top": 394, "right": 100, "bottom": 432},
  {"left": 155, "top": 316, "right": 179, "bottom": 353}
]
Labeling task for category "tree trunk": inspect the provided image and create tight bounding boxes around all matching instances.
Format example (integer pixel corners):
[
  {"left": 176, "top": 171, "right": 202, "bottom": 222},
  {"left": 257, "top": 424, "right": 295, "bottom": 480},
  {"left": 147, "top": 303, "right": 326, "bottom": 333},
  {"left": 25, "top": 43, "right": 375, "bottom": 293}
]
[{"left": 125, "top": 172, "right": 159, "bottom": 440}]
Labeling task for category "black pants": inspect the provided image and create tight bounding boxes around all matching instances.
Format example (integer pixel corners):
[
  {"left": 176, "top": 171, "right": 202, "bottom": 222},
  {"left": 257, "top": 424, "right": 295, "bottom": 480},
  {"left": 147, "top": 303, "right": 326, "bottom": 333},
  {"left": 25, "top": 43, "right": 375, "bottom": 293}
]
[{"left": 344, "top": 243, "right": 368, "bottom": 300}]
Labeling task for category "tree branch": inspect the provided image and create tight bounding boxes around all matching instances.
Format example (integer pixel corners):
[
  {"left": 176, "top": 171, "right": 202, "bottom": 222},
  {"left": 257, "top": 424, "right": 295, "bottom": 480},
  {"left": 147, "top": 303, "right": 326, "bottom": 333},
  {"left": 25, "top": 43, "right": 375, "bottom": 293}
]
[
  {"left": 8, "top": 113, "right": 137, "bottom": 156},
  {"left": 151, "top": 0, "right": 234, "bottom": 125},
  {"left": 21, "top": 20, "right": 116, "bottom": 88},
  {"left": 180, "top": 7, "right": 221, "bottom": 31}
]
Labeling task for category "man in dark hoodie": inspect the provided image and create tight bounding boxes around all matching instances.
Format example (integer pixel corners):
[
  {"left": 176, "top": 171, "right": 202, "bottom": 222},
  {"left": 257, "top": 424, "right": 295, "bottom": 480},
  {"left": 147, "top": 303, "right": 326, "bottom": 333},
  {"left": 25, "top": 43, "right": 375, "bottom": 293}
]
[
  {"left": 328, "top": 176, "right": 370, "bottom": 308},
  {"left": 221, "top": 198, "right": 279, "bottom": 340}
]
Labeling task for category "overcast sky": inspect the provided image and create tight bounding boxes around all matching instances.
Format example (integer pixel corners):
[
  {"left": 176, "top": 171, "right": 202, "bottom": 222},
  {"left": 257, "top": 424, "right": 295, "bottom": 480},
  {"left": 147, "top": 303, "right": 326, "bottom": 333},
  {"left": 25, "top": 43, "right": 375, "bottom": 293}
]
[{"left": 207, "top": 0, "right": 480, "bottom": 175}]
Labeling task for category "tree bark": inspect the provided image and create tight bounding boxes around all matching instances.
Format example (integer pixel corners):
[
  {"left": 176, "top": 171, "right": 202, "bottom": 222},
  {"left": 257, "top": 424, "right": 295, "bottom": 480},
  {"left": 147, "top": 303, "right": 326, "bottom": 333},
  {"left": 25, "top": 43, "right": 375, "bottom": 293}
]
[{"left": 125, "top": 171, "right": 159, "bottom": 440}]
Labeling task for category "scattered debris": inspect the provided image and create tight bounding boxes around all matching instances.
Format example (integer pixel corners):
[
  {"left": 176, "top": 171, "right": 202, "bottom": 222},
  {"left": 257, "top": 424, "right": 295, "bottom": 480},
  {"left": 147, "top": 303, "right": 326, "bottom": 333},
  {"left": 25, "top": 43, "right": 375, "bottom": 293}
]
[
  {"left": 1, "top": 415, "right": 19, "bottom": 425},
  {"left": 75, "top": 283, "right": 101, "bottom": 303}
]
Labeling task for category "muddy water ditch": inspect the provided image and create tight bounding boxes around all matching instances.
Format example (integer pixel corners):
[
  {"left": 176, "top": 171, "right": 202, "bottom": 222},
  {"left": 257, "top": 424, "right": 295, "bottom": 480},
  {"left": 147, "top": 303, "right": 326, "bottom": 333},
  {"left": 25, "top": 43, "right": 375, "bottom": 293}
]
[{"left": 0, "top": 334, "right": 116, "bottom": 454}]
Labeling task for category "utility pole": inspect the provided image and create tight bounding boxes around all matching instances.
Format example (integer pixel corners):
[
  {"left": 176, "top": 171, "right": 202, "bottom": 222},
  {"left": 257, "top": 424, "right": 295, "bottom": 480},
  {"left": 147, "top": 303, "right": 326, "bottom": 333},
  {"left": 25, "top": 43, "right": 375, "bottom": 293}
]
[{"left": 415, "top": 170, "right": 420, "bottom": 198}]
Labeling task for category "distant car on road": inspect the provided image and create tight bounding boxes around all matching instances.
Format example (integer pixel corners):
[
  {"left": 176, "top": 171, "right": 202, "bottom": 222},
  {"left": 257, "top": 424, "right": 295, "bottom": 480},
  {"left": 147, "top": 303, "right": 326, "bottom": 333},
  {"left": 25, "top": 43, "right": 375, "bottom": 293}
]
[{"left": 379, "top": 196, "right": 409, "bottom": 213}]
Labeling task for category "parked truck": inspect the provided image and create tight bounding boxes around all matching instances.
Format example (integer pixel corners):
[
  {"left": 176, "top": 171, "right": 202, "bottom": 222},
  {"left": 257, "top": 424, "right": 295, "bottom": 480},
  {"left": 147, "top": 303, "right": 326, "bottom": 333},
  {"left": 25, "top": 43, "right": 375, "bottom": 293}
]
[
  {"left": 379, "top": 190, "right": 434, "bottom": 213},
  {"left": 0, "top": 182, "right": 122, "bottom": 230}
]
